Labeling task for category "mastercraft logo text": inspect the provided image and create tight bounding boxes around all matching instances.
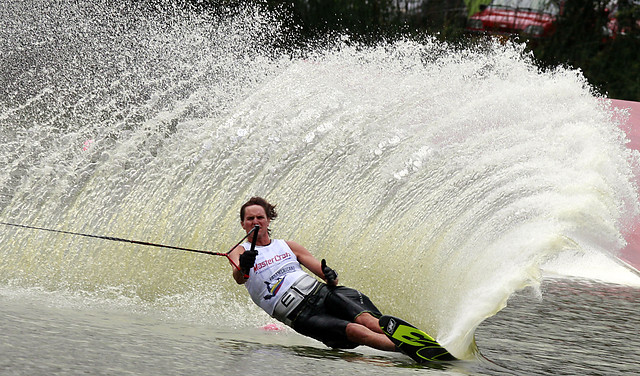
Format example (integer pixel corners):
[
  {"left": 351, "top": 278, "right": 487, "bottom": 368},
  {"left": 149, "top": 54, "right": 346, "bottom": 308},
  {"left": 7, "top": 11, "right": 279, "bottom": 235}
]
[{"left": 253, "top": 251, "right": 292, "bottom": 272}]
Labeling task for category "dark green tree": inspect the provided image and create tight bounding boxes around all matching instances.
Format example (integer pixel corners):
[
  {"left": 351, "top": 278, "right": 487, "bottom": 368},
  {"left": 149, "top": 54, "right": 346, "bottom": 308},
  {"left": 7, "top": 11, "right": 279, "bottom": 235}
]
[{"left": 534, "top": 0, "right": 640, "bottom": 100}]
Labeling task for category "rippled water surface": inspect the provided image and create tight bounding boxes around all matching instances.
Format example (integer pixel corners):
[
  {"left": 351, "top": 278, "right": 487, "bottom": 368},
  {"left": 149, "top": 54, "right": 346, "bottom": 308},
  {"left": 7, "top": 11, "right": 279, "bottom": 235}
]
[{"left": 2, "top": 279, "right": 638, "bottom": 375}]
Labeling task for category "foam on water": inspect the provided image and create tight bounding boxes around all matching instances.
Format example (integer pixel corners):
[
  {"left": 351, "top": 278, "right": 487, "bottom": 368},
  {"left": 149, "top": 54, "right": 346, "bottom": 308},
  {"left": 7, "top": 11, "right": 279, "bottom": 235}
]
[{"left": 1, "top": 0, "right": 639, "bottom": 359}]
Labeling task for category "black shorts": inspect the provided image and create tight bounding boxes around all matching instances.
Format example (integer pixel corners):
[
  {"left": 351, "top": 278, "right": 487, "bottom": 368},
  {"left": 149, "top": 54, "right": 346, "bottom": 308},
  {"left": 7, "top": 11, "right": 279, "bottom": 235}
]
[{"left": 290, "top": 284, "right": 382, "bottom": 349}]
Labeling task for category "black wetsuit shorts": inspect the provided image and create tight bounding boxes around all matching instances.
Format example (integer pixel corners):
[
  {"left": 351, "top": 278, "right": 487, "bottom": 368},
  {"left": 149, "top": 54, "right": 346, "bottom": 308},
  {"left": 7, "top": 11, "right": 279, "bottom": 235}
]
[{"left": 289, "top": 284, "right": 382, "bottom": 349}]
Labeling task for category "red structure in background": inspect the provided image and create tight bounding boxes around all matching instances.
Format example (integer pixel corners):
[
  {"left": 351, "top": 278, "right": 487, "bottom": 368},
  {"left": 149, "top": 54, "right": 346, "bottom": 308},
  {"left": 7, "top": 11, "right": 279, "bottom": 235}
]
[{"left": 611, "top": 99, "right": 640, "bottom": 272}]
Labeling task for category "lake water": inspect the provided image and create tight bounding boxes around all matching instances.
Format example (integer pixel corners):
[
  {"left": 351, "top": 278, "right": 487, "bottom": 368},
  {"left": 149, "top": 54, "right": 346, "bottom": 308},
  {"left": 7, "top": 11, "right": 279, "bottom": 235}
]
[{"left": 2, "top": 278, "right": 638, "bottom": 375}]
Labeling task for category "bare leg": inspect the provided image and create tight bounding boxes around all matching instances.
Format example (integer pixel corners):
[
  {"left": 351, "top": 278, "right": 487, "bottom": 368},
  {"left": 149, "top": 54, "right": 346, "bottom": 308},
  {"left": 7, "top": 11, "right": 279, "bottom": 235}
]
[
  {"left": 344, "top": 313, "right": 398, "bottom": 352},
  {"left": 345, "top": 322, "right": 397, "bottom": 351},
  {"left": 355, "top": 312, "right": 385, "bottom": 334}
]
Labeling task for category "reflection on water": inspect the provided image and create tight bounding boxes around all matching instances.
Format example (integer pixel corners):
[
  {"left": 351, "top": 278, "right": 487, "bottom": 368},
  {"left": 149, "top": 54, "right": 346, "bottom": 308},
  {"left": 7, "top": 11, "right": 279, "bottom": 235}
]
[{"left": 476, "top": 279, "right": 640, "bottom": 375}]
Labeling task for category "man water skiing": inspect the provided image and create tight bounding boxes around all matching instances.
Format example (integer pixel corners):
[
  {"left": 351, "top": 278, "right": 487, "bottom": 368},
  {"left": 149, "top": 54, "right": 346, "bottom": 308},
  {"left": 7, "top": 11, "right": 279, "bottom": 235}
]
[{"left": 228, "top": 196, "right": 396, "bottom": 351}]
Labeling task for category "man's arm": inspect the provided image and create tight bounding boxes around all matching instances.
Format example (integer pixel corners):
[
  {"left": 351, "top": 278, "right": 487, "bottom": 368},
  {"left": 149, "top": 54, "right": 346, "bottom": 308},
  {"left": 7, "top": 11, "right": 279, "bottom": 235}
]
[
  {"left": 286, "top": 240, "right": 339, "bottom": 286},
  {"left": 229, "top": 246, "right": 248, "bottom": 284}
]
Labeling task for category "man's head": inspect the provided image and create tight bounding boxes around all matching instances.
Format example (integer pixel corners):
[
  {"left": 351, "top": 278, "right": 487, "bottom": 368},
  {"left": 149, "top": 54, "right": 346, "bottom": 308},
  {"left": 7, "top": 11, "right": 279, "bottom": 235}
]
[
  {"left": 240, "top": 197, "right": 278, "bottom": 237},
  {"left": 240, "top": 197, "right": 278, "bottom": 222}
]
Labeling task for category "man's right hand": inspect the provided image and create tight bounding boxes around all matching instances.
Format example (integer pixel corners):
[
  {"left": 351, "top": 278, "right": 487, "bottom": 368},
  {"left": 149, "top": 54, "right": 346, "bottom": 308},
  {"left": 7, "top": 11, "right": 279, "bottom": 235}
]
[{"left": 239, "top": 249, "right": 258, "bottom": 275}]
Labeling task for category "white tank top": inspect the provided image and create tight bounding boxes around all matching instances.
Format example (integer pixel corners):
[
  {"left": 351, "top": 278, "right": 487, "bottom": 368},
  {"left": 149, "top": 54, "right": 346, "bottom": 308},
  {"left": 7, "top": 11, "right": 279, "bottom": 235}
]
[{"left": 242, "top": 239, "right": 308, "bottom": 315}]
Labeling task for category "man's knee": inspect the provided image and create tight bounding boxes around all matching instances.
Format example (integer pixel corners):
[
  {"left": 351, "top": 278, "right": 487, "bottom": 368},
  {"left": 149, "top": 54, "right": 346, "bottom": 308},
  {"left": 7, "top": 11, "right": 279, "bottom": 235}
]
[
  {"left": 345, "top": 323, "right": 370, "bottom": 344},
  {"left": 355, "top": 313, "right": 382, "bottom": 333},
  {"left": 345, "top": 322, "right": 397, "bottom": 351}
]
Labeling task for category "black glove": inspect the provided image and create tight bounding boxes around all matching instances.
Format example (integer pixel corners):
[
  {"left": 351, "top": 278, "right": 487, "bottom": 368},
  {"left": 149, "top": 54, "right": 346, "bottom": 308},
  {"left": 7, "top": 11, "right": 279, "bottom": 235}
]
[
  {"left": 321, "top": 259, "right": 338, "bottom": 286},
  {"left": 239, "top": 249, "right": 258, "bottom": 275}
]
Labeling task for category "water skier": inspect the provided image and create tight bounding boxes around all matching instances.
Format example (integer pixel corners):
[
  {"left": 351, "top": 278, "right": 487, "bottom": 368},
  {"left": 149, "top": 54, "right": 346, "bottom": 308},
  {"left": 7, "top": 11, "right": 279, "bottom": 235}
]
[{"left": 229, "top": 196, "right": 396, "bottom": 351}]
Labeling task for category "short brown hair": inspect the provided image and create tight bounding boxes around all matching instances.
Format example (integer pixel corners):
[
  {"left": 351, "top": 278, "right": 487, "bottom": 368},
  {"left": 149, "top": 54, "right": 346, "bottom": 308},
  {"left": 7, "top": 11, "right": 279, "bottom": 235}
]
[{"left": 240, "top": 197, "right": 278, "bottom": 221}]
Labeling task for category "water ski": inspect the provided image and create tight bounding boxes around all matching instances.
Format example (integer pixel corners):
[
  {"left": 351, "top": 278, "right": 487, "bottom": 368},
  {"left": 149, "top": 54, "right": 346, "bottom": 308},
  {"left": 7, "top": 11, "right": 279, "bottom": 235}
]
[{"left": 379, "top": 315, "right": 455, "bottom": 363}]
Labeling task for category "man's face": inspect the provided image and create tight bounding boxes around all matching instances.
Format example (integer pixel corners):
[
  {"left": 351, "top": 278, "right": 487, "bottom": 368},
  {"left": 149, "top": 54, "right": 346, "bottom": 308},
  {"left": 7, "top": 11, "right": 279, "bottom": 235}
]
[{"left": 241, "top": 204, "right": 270, "bottom": 237}]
